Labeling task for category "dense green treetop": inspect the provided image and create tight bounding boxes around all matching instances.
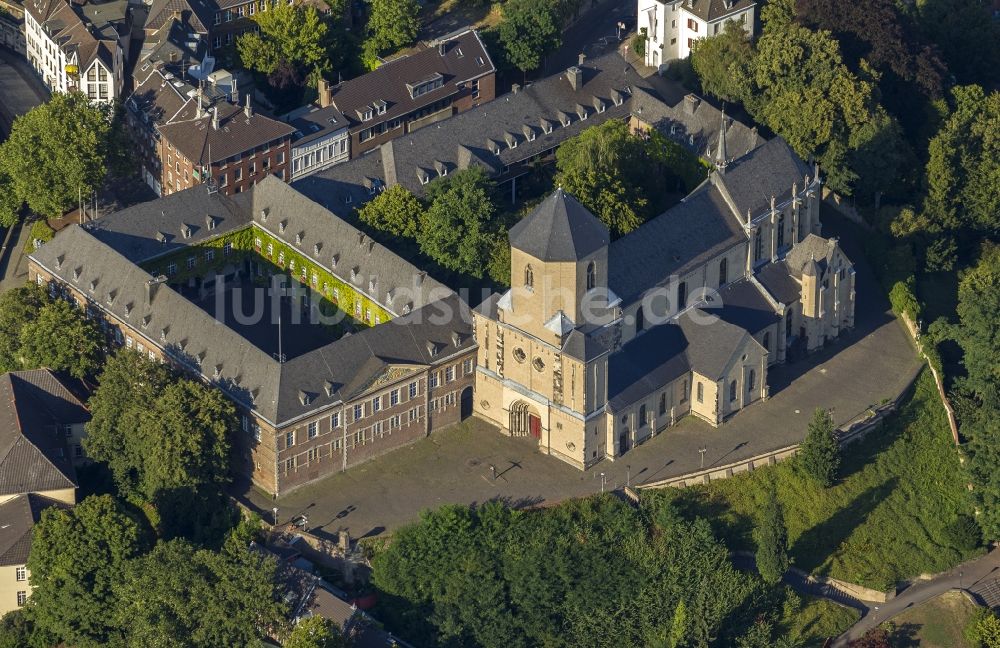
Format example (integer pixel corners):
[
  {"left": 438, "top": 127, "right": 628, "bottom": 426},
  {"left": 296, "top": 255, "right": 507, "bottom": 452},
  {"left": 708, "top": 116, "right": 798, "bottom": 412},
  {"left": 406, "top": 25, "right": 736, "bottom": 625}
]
[
  {"left": 0, "top": 284, "right": 46, "bottom": 372},
  {"left": 25, "top": 495, "right": 145, "bottom": 648},
  {"left": 284, "top": 616, "right": 345, "bottom": 648},
  {"left": 691, "top": 20, "right": 752, "bottom": 103},
  {"left": 753, "top": 484, "right": 790, "bottom": 585},
  {"left": 797, "top": 408, "right": 840, "bottom": 487},
  {"left": 238, "top": 1, "right": 330, "bottom": 77},
  {"left": 417, "top": 168, "right": 499, "bottom": 278},
  {"left": 0, "top": 93, "right": 112, "bottom": 219},
  {"left": 114, "top": 537, "right": 286, "bottom": 647},
  {"left": 18, "top": 298, "right": 103, "bottom": 380},
  {"left": 364, "top": 0, "right": 420, "bottom": 61},
  {"left": 357, "top": 184, "right": 423, "bottom": 238},
  {"left": 498, "top": 0, "right": 562, "bottom": 74}
]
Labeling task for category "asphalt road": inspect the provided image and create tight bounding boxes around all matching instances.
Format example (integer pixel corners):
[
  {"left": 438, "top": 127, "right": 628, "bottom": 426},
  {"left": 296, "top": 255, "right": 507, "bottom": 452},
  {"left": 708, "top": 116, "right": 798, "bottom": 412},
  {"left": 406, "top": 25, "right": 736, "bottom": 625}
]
[
  {"left": 0, "top": 47, "right": 48, "bottom": 140},
  {"left": 832, "top": 548, "right": 1000, "bottom": 646}
]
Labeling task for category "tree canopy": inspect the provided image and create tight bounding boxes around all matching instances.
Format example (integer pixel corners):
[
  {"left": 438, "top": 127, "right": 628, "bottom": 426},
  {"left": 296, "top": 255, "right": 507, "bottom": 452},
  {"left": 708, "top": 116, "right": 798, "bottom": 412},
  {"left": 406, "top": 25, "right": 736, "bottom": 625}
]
[
  {"left": 417, "top": 168, "right": 500, "bottom": 278},
  {"left": 0, "top": 284, "right": 46, "bottom": 372},
  {"left": 25, "top": 495, "right": 145, "bottom": 647},
  {"left": 691, "top": 21, "right": 752, "bottom": 103},
  {"left": 238, "top": 1, "right": 329, "bottom": 78},
  {"left": 363, "top": 0, "right": 420, "bottom": 62},
  {"left": 498, "top": 0, "right": 562, "bottom": 74},
  {"left": 798, "top": 408, "right": 840, "bottom": 487},
  {"left": 357, "top": 184, "right": 422, "bottom": 238},
  {"left": 0, "top": 93, "right": 112, "bottom": 219},
  {"left": 17, "top": 298, "right": 103, "bottom": 379},
  {"left": 753, "top": 485, "right": 789, "bottom": 584},
  {"left": 284, "top": 616, "right": 345, "bottom": 648},
  {"left": 114, "top": 537, "right": 286, "bottom": 647},
  {"left": 372, "top": 496, "right": 778, "bottom": 647}
]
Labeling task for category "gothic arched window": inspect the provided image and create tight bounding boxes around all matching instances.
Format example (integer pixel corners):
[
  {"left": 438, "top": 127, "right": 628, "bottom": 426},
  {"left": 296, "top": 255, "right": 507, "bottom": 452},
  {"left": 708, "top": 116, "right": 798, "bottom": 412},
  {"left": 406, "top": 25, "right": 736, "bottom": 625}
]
[
  {"left": 729, "top": 380, "right": 738, "bottom": 402},
  {"left": 763, "top": 331, "right": 771, "bottom": 351},
  {"left": 748, "top": 369, "right": 756, "bottom": 391},
  {"left": 524, "top": 264, "right": 534, "bottom": 290},
  {"left": 678, "top": 281, "right": 688, "bottom": 309},
  {"left": 754, "top": 228, "right": 764, "bottom": 262},
  {"left": 586, "top": 261, "right": 596, "bottom": 290},
  {"left": 696, "top": 382, "right": 704, "bottom": 403},
  {"left": 639, "top": 404, "right": 647, "bottom": 427},
  {"left": 719, "top": 258, "right": 728, "bottom": 287},
  {"left": 786, "top": 309, "right": 794, "bottom": 339},
  {"left": 636, "top": 306, "right": 645, "bottom": 332},
  {"left": 777, "top": 213, "right": 786, "bottom": 249}
]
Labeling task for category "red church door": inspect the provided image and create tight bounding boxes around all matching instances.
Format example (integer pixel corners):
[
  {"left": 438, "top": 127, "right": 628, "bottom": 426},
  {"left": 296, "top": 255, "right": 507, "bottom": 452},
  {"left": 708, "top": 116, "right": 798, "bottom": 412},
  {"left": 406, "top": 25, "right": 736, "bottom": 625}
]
[{"left": 529, "top": 415, "right": 541, "bottom": 439}]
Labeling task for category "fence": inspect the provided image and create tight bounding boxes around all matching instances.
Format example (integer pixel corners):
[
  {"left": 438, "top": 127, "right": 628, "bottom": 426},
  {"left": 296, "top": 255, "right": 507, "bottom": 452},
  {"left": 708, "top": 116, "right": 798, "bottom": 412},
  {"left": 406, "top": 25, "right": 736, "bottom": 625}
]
[{"left": 898, "top": 312, "right": 960, "bottom": 445}]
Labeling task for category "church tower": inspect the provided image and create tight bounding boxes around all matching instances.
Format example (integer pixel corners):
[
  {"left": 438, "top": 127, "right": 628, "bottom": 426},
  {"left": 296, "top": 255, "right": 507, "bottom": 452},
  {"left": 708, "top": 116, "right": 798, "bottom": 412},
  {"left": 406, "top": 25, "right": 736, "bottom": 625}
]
[{"left": 504, "top": 189, "right": 610, "bottom": 345}]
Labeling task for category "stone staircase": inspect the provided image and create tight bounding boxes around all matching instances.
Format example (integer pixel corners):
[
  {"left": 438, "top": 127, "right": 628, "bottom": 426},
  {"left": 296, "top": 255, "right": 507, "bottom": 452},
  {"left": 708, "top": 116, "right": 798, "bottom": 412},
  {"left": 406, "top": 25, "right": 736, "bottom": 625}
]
[{"left": 970, "top": 578, "right": 1000, "bottom": 609}]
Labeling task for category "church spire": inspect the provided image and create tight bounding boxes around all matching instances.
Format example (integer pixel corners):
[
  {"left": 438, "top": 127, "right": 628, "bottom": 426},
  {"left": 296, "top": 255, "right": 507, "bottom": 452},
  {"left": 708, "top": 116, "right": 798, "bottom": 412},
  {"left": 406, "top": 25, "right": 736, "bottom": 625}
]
[{"left": 715, "top": 107, "right": 729, "bottom": 173}]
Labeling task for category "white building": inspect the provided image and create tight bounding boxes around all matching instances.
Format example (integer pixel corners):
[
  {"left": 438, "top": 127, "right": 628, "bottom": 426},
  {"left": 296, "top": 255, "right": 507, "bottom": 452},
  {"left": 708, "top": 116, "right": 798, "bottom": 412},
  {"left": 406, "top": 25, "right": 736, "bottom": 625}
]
[
  {"left": 23, "top": 0, "right": 129, "bottom": 102},
  {"left": 285, "top": 81, "right": 351, "bottom": 181},
  {"left": 638, "top": 0, "right": 756, "bottom": 70}
]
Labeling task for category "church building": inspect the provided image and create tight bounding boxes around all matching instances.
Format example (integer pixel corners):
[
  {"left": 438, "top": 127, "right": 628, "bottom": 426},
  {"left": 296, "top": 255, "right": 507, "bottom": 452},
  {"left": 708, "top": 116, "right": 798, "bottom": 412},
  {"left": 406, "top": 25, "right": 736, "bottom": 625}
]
[{"left": 472, "top": 131, "right": 856, "bottom": 469}]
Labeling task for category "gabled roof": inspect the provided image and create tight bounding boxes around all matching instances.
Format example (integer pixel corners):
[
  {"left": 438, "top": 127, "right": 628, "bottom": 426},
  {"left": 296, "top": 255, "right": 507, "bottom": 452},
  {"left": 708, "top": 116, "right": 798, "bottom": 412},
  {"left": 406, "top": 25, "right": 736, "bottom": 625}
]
[
  {"left": 716, "top": 137, "right": 811, "bottom": 221},
  {"left": 328, "top": 29, "right": 494, "bottom": 133},
  {"left": 682, "top": 0, "right": 756, "bottom": 23},
  {"left": 709, "top": 278, "right": 780, "bottom": 334},
  {"left": 608, "top": 183, "right": 746, "bottom": 305},
  {"left": 293, "top": 50, "right": 644, "bottom": 206},
  {"left": 156, "top": 101, "right": 296, "bottom": 166},
  {"left": 508, "top": 189, "right": 609, "bottom": 261},
  {"left": 0, "top": 370, "right": 82, "bottom": 498},
  {"left": 144, "top": 0, "right": 214, "bottom": 35},
  {"left": 25, "top": 0, "right": 126, "bottom": 71},
  {"left": 0, "top": 493, "right": 69, "bottom": 566}
]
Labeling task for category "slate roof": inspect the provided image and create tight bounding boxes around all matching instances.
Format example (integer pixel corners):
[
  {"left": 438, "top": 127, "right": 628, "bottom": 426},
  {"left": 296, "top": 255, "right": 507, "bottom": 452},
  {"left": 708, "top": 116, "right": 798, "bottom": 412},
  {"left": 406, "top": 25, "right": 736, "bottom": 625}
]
[
  {"left": 562, "top": 329, "right": 609, "bottom": 362},
  {"left": 607, "top": 307, "right": 760, "bottom": 410},
  {"left": 631, "top": 88, "right": 763, "bottom": 163},
  {"left": 156, "top": 101, "right": 296, "bottom": 166},
  {"left": 24, "top": 0, "right": 125, "bottom": 71},
  {"left": 143, "top": 0, "right": 215, "bottom": 35},
  {"left": 327, "top": 29, "right": 494, "bottom": 133},
  {"left": 31, "top": 179, "right": 469, "bottom": 428},
  {"left": 717, "top": 137, "right": 812, "bottom": 221},
  {"left": 0, "top": 370, "right": 81, "bottom": 498},
  {"left": 290, "top": 104, "right": 349, "bottom": 148},
  {"left": 294, "top": 50, "right": 645, "bottom": 206},
  {"left": 608, "top": 182, "right": 747, "bottom": 304},
  {"left": 710, "top": 278, "right": 780, "bottom": 334},
  {"left": 508, "top": 189, "right": 609, "bottom": 262},
  {"left": 129, "top": 68, "right": 193, "bottom": 126},
  {"left": 682, "top": 0, "right": 756, "bottom": 22},
  {"left": 785, "top": 233, "right": 837, "bottom": 278},
  {"left": 754, "top": 261, "right": 800, "bottom": 305},
  {"left": 0, "top": 493, "right": 69, "bottom": 566},
  {"left": 87, "top": 183, "right": 251, "bottom": 263}
]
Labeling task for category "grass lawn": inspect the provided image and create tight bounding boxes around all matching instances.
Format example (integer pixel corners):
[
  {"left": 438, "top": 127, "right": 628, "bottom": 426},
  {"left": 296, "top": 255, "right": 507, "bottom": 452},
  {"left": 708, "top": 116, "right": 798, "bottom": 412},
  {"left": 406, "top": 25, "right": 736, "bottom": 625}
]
[
  {"left": 889, "top": 591, "right": 978, "bottom": 648},
  {"left": 660, "top": 370, "right": 980, "bottom": 591},
  {"left": 777, "top": 590, "right": 860, "bottom": 647}
]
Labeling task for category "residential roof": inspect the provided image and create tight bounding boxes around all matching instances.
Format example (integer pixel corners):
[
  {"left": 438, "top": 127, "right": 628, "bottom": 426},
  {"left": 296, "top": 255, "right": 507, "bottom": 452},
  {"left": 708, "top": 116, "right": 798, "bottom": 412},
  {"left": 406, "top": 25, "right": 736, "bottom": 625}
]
[
  {"left": 156, "top": 100, "right": 296, "bottom": 166},
  {"left": 24, "top": 0, "right": 126, "bottom": 71},
  {"left": 290, "top": 104, "right": 349, "bottom": 148},
  {"left": 31, "top": 179, "right": 470, "bottom": 428},
  {"left": 717, "top": 137, "right": 812, "bottom": 221},
  {"left": 0, "top": 493, "right": 69, "bottom": 566},
  {"left": 508, "top": 189, "right": 609, "bottom": 262},
  {"left": 143, "top": 0, "right": 214, "bottom": 35},
  {"left": 608, "top": 182, "right": 747, "bottom": 305},
  {"left": 631, "top": 87, "right": 763, "bottom": 163},
  {"left": 328, "top": 29, "right": 494, "bottom": 133},
  {"left": 682, "top": 0, "right": 756, "bottom": 23},
  {"left": 0, "top": 370, "right": 82, "bottom": 498},
  {"left": 293, "top": 50, "right": 645, "bottom": 206}
]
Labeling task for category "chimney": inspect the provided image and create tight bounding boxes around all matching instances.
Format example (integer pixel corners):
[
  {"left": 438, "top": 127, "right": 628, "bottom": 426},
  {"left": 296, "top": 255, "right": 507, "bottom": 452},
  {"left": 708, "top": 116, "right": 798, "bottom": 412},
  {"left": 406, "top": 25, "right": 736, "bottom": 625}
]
[
  {"left": 230, "top": 77, "right": 238, "bottom": 104},
  {"left": 194, "top": 85, "right": 204, "bottom": 119},
  {"left": 211, "top": 106, "right": 219, "bottom": 130},
  {"left": 318, "top": 77, "right": 332, "bottom": 108},
  {"left": 438, "top": 41, "right": 446, "bottom": 56},
  {"left": 145, "top": 276, "right": 165, "bottom": 305},
  {"left": 567, "top": 66, "right": 583, "bottom": 91},
  {"left": 684, "top": 94, "right": 700, "bottom": 115},
  {"left": 244, "top": 94, "right": 252, "bottom": 118},
  {"left": 578, "top": 53, "right": 586, "bottom": 67}
]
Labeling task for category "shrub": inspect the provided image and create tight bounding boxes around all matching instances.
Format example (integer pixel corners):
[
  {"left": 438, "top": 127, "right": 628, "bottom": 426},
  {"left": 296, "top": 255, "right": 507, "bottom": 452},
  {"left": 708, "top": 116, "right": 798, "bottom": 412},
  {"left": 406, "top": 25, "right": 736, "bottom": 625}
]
[{"left": 889, "top": 276, "right": 921, "bottom": 321}]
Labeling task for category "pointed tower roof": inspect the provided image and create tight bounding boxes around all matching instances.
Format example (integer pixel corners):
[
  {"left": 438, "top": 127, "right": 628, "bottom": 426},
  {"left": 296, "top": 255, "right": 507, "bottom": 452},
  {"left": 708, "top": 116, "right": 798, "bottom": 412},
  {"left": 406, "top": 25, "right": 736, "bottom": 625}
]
[
  {"left": 802, "top": 254, "right": 819, "bottom": 277},
  {"left": 508, "top": 189, "right": 609, "bottom": 261},
  {"left": 715, "top": 108, "right": 729, "bottom": 172}
]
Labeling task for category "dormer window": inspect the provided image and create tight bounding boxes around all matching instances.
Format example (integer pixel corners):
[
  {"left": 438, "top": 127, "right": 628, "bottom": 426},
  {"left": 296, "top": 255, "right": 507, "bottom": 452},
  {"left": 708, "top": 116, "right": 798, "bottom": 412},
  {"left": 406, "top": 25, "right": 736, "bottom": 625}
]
[
  {"left": 369, "top": 277, "right": 377, "bottom": 292},
  {"left": 295, "top": 231, "right": 303, "bottom": 246},
  {"left": 374, "top": 99, "right": 387, "bottom": 115},
  {"left": 279, "top": 219, "right": 287, "bottom": 233},
  {"left": 350, "top": 267, "right": 357, "bottom": 281},
  {"left": 456, "top": 46, "right": 463, "bottom": 57},
  {"left": 181, "top": 224, "right": 192, "bottom": 239},
  {"left": 331, "top": 254, "right": 338, "bottom": 268},
  {"left": 361, "top": 108, "right": 373, "bottom": 121},
  {"left": 313, "top": 242, "right": 322, "bottom": 256},
  {"left": 260, "top": 208, "right": 269, "bottom": 221}
]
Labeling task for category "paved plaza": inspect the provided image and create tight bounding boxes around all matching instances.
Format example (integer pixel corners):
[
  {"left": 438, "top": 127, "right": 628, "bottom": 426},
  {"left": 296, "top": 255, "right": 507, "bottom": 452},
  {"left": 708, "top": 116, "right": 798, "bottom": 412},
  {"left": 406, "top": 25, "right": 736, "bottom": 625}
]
[{"left": 237, "top": 212, "right": 924, "bottom": 540}]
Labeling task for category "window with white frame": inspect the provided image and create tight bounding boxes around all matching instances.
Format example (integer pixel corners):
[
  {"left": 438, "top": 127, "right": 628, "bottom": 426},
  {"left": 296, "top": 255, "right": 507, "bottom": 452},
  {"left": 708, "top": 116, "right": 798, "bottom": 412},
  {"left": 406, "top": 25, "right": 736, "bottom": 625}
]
[
  {"left": 409, "top": 381, "right": 417, "bottom": 399},
  {"left": 15, "top": 566, "right": 26, "bottom": 581},
  {"left": 307, "top": 421, "right": 317, "bottom": 438}
]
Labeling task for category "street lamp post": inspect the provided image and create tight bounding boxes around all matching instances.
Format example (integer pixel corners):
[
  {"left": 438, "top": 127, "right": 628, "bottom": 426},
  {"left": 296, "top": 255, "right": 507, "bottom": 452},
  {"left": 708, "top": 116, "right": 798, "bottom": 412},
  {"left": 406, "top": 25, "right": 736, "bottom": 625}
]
[
  {"left": 699, "top": 446, "right": 708, "bottom": 470},
  {"left": 272, "top": 507, "right": 278, "bottom": 527},
  {"left": 489, "top": 464, "right": 496, "bottom": 481},
  {"left": 599, "top": 472, "right": 606, "bottom": 493}
]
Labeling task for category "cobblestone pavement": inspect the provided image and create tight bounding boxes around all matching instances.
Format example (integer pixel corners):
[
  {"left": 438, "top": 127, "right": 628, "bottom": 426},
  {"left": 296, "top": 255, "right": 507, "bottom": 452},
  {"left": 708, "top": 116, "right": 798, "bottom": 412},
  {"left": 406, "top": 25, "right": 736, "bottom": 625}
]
[{"left": 237, "top": 212, "right": 924, "bottom": 540}]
